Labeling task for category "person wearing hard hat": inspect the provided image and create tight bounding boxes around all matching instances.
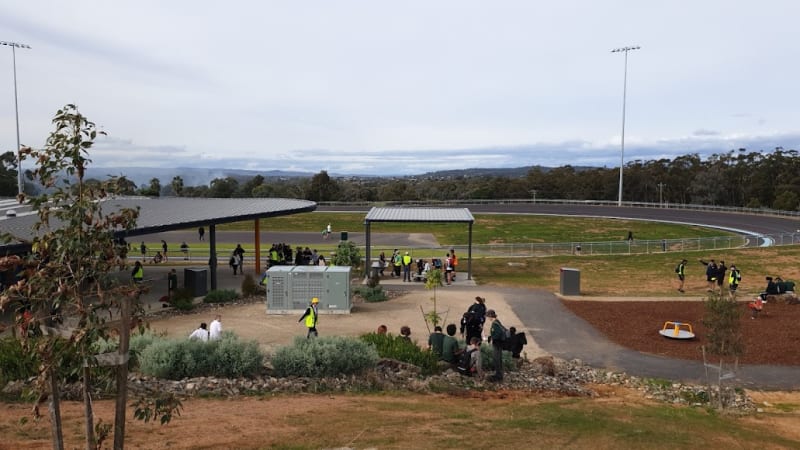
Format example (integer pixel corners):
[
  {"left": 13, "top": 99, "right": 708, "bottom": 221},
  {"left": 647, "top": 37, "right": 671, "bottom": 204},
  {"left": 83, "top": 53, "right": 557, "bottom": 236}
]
[
  {"left": 402, "top": 251, "right": 412, "bottom": 282},
  {"left": 298, "top": 297, "right": 320, "bottom": 338}
]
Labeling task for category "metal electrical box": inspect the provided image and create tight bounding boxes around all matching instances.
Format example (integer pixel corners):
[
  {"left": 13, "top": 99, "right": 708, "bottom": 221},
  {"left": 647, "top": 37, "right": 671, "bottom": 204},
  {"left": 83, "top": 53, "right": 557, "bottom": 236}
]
[
  {"left": 184, "top": 268, "right": 208, "bottom": 297},
  {"left": 559, "top": 267, "right": 580, "bottom": 296},
  {"left": 266, "top": 266, "right": 351, "bottom": 314}
]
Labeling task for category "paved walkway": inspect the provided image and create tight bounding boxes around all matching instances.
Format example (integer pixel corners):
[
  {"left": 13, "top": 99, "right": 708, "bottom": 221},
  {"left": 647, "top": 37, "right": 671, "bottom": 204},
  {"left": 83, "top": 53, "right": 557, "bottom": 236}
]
[{"left": 500, "top": 287, "right": 800, "bottom": 390}]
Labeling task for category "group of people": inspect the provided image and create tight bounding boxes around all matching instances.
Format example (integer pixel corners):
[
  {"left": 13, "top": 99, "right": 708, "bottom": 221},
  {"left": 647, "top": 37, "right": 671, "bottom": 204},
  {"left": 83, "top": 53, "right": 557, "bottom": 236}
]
[
  {"left": 268, "top": 243, "right": 327, "bottom": 268},
  {"left": 429, "top": 296, "right": 526, "bottom": 382},
  {"left": 378, "top": 249, "right": 459, "bottom": 284},
  {"left": 675, "top": 258, "right": 742, "bottom": 299},
  {"left": 189, "top": 314, "right": 223, "bottom": 342},
  {"left": 228, "top": 244, "right": 246, "bottom": 275}
]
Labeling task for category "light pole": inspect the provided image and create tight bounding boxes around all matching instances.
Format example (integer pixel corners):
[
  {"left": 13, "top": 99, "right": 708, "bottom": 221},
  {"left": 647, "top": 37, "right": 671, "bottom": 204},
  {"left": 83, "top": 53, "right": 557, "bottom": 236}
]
[
  {"left": 1, "top": 40, "right": 31, "bottom": 196},
  {"left": 611, "top": 45, "right": 639, "bottom": 207}
]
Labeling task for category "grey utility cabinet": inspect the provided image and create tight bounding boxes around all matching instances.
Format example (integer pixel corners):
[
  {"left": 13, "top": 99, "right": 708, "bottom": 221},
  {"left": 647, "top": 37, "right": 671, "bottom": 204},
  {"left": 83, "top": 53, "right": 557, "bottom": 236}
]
[
  {"left": 559, "top": 267, "right": 580, "bottom": 296},
  {"left": 266, "top": 266, "right": 351, "bottom": 314}
]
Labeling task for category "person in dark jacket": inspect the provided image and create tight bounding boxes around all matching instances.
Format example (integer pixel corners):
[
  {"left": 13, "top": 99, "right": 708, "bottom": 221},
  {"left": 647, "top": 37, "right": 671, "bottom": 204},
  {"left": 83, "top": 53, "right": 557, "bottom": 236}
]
[
  {"left": 461, "top": 296, "right": 487, "bottom": 343},
  {"left": 508, "top": 326, "right": 528, "bottom": 360}
]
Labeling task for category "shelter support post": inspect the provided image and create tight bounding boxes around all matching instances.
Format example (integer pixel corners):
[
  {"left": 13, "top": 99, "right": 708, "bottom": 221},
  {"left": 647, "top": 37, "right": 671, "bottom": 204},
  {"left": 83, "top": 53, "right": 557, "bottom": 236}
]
[
  {"left": 364, "top": 220, "right": 371, "bottom": 278},
  {"left": 255, "top": 219, "right": 261, "bottom": 275},
  {"left": 468, "top": 222, "right": 473, "bottom": 280},
  {"left": 210, "top": 224, "right": 217, "bottom": 290}
]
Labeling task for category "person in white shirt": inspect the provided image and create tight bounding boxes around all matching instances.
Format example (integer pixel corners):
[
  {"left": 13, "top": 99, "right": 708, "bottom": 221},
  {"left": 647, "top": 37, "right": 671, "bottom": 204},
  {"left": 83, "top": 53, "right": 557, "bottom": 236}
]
[
  {"left": 189, "top": 322, "right": 209, "bottom": 342},
  {"left": 209, "top": 315, "right": 222, "bottom": 340}
]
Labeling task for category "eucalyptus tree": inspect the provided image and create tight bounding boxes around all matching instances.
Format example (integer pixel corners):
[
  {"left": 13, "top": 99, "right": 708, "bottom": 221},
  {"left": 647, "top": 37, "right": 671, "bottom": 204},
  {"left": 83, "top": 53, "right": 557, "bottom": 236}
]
[{"left": 0, "top": 105, "right": 179, "bottom": 449}]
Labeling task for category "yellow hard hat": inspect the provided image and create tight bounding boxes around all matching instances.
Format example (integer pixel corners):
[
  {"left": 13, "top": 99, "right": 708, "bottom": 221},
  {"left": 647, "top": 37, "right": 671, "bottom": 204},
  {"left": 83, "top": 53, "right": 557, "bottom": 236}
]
[{"left": 311, "top": 297, "right": 319, "bottom": 304}]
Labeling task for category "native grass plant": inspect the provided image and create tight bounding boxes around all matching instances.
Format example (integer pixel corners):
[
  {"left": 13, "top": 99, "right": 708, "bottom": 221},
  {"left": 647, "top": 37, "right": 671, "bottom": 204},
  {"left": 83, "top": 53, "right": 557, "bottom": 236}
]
[
  {"left": 272, "top": 335, "right": 379, "bottom": 378},
  {"left": 169, "top": 288, "right": 195, "bottom": 311},
  {"left": 702, "top": 292, "right": 744, "bottom": 409},
  {"left": 353, "top": 285, "right": 388, "bottom": 302},
  {"left": 478, "top": 342, "right": 515, "bottom": 372},
  {"left": 138, "top": 331, "right": 263, "bottom": 380},
  {"left": 332, "top": 240, "right": 361, "bottom": 270},
  {"left": 0, "top": 105, "right": 170, "bottom": 449},
  {"left": 203, "top": 289, "right": 239, "bottom": 304},
  {"left": 360, "top": 332, "right": 440, "bottom": 375},
  {"left": 422, "top": 268, "right": 445, "bottom": 329},
  {"left": 240, "top": 273, "right": 259, "bottom": 297}
]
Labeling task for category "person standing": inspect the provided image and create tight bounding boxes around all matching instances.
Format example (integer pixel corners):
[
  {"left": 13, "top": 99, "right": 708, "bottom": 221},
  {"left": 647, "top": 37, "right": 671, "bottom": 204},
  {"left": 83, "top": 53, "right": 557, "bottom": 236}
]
[
  {"left": 161, "top": 240, "right": 169, "bottom": 261},
  {"left": 402, "top": 251, "right": 412, "bottom": 282},
  {"left": 167, "top": 268, "right": 178, "bottom": 301},
  {"left": 132, "top": 260, "right": 144, "bottom": 283},
  {"left": 140, "top": 241, "right": 147, "bottom": 261},
  {"left": 700, "top": 259, "right": 718, "bottom": 292},
  {"left": 676, "top": 259, "right": 687, "bottom": 293},
  {"left": 450, "top": 248, "right": 458, "bottom": 281},
  {"left": 728, "top": 264, "right": 742, "bottom": 300},
  {"left": 209, "top": 314, "right": 222, "bottom": 340},
  {"left": 716, "top": 260, "right": 727, "bottom": 294},
  {"left": 198, "top": 226, "right": 205, "bottom": 241},
  {"left": 392, "top": 250, "right": 402, "bottom": 278},
  {"left": 465, "top": 296, "right": 487, "bottom": 342},
  {"left": 180, "top": 241, "right": 189, "bottom": 260},
  {"left": 486, "top": 309, "right": 506, "bottom": 382},
  {"left": 298, "top": 297, "right": 319, "bottom": 338}
]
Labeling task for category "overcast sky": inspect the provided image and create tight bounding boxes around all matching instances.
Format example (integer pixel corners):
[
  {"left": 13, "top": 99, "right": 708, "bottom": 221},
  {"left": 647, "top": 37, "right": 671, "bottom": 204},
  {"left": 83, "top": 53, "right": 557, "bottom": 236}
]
[{"left": 1, "top": 1, "right": 799, "bottom": 176}]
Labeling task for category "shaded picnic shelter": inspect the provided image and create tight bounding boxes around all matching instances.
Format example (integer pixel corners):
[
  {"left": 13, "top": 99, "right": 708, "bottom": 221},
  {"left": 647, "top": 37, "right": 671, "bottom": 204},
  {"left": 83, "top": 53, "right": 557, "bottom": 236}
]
[
  {"left": 0, "top": 197, "right": 317, "bottom": 289},
  {"left": 363, "top": 207, "right": 475, "bottom": 280}
]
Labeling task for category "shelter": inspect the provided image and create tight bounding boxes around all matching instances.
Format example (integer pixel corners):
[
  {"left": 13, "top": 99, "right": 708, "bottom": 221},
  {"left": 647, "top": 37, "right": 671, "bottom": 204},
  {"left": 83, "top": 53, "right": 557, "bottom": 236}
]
[
  {"left": 363, "top": 207, "right": 475, "bottom": 280},
  {"left": 0, "top": 197, "right": 317, "bottom": 289}
]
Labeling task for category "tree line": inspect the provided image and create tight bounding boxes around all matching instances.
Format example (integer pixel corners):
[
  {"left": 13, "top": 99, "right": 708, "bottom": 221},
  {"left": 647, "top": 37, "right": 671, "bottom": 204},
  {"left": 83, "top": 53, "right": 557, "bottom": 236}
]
[{"left": 3, "top": 147, "right": 798, "bottom": 210}]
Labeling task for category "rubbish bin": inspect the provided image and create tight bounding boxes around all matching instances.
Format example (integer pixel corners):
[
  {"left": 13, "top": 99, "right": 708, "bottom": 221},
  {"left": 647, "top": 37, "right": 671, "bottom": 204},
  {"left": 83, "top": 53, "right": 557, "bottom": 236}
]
[
  {"left": 559, "top": 267, "right": 580, "bottom": 296},
  {"left": 184, "top": 268, "right": 208, "bottom": 297},
  {"left": 370, "top": 262, "right": 382, "bottom": 278},
  {"left": 340, "top": 231, "right": 348, "bottom": 241}
]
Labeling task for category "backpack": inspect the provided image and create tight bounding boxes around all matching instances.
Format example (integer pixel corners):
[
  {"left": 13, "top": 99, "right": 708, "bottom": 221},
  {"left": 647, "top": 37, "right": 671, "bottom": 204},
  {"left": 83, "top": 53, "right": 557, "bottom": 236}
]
[
  {"left": 457, "top": 348, "right": 477, "bottom": 376},
  {"left": 493, "top": 321, "right": 511, "bottom": 344},
  {"left": 675, "top": 264, "right": 681, "bottom": 274}
]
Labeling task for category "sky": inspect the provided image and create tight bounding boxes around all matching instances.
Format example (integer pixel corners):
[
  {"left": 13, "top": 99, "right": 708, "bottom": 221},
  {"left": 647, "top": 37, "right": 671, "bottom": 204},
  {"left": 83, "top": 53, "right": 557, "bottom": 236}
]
[{"left": 1, "top": 1, "right": 799, "bottom": 177}]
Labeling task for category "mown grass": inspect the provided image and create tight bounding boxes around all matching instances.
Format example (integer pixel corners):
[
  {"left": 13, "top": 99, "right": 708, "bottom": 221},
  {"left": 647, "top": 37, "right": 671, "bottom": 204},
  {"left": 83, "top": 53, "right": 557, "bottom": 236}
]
[
  {"left": 214, "top": 212, "right": 732, "bottom": 244},
  {"left": 277, "top": 394, "right": 800, "bottom": 449},
  {"left": 472, "top": 246, "right": 800, "bottom": 296}
]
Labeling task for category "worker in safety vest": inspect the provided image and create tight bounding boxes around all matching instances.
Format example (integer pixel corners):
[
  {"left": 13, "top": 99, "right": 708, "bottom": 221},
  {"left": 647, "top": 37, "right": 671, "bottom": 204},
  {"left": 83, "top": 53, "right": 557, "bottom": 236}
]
[
  {"left": 298, "top": 297, "right": 319, "bottom": 338},
  {"left": 402, "top": 251, "right": 412, "bottom": 282},
  {"left": 392, "top": 250, "right": 402, "bottom": 278},
  {"left": 131, "top": 260, "right": 144, "bottom": 283},
  {"left": 728, "top": 265, "right": 741, "bottom": 300}
]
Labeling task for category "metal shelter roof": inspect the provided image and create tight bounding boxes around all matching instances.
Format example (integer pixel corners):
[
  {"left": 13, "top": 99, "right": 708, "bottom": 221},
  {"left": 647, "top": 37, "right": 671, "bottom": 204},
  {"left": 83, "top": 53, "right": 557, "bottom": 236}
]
[
  {"left": 365, "top": 207, "right": 475, "bottom": 223},
  {"left": 363, "top": 206, "right": 475, "bottom": 280},
  {"left": 0, "top": 197, "right": 317, "bottom": 253}
]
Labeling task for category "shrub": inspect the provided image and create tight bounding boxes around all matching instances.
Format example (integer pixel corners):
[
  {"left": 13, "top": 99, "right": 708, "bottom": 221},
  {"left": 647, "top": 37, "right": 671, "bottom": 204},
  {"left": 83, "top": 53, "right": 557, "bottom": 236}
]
[
  {"left": 332, "top": 241, "right": 361, "bottom": 269},
  {"left": 204, "top": 289, "right": 239, "bottom": 304},
  {"left": 171, "top": 288, "right": 195, "bottom": 311},
  {"left": 241, "top": 274, "right": 259, "bottom": 297},
  {"left": 360, "top": 332, "right": 439, "bottom": 375},
  {"left": 353, "top": 285, "right": 387, "bottom": 302},
  {"left": 0, "top": 338, "right": 37, "bottom": 385},
  {"left": 479, "top": 342, "right": 515, "bottom": 372},
  {"left": 272, "top": 336, "right": 379, "bottom": 378},
  {"left": 138, "top": 332, "right": 264, "bottom": 380}
]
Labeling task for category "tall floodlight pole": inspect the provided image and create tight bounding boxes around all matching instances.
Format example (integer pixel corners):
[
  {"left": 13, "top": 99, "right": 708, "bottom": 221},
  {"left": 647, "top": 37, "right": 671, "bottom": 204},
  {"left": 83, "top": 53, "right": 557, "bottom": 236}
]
[
  {"left": 1, "top": 41, "right": 31, "bottom": 196},
  {"left": 611, "top": 45, "right": 639, "bottom": 207}
]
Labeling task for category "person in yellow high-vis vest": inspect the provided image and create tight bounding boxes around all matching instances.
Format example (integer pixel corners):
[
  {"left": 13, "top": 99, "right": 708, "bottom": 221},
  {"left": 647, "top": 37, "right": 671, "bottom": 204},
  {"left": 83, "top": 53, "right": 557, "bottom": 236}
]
[
  {"left": 298, "top": 297, "right": 319, "bottom": 338},
  {"left": 402, "top": 252, "right": 412, "bottom": 282}
]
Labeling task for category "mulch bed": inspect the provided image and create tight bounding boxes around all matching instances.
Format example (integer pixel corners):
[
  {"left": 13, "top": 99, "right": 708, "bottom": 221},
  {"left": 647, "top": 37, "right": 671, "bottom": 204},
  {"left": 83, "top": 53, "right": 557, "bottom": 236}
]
[{"left": 562, "top": 299, "right": 800, "bottom": 365}]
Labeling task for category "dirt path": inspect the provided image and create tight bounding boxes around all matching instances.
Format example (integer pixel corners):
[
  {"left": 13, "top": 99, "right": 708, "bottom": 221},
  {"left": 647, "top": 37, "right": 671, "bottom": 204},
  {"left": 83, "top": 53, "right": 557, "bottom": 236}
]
[{"left": 148, "top": 287, "right": 547, "bottom": 358}]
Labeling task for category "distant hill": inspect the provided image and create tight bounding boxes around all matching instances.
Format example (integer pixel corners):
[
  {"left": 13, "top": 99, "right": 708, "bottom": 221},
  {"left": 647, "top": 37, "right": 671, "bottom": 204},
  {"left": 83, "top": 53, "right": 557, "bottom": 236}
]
[
  {"left": 80, "top": 164, "right": 599, "bottom": 188},
  {"left": 84, "top": 167, "right": 314, "bottom": 188}
]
